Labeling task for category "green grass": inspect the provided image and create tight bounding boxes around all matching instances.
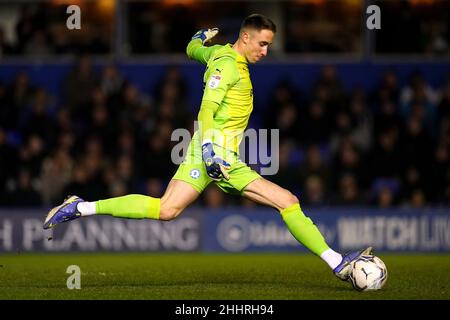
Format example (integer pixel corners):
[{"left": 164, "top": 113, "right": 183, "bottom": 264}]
[{"left": 0, "top": 253, "right": 449, "bottom": 300}]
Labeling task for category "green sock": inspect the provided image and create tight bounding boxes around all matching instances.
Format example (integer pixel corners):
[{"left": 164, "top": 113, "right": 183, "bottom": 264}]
[
  {"left": 280, "top": 203, "right": 329, "bottom": 256},
  {"left": 96, "top": 194, "right": 160, "bottom": 220}
]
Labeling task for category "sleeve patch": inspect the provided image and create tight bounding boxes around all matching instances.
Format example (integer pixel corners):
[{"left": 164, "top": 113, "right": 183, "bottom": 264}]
[{"left": 207, "top": 75, "right": 222, "bottom": 89}]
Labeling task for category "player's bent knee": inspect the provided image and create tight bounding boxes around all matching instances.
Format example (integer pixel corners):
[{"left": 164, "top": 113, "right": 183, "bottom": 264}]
[
  {"left": 282, "top": 191, "right": 299, "bottom": 210},
  {"left": 159, "top": 207, "right": 182, "bottom": 221}
]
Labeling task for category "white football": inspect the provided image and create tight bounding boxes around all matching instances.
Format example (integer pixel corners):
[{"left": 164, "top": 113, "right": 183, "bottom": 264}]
[{"left": 349, "top": 255, "right": 388, "bottom": 291}]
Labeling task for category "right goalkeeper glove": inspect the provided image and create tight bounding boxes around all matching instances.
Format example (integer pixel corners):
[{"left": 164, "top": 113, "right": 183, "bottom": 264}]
[{"left": 191, "top": 28, "right": 219, "bottom": 45}]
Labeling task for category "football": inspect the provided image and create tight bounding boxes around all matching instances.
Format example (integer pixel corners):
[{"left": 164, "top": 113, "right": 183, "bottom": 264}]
[{"left": 349, "top": 255, "right": 388, "bottom": 291}]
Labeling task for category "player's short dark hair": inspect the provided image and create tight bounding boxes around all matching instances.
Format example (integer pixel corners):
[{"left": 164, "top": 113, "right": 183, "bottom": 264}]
[{"left": 241, "top": 14, "right": 276, "bottom": 33}]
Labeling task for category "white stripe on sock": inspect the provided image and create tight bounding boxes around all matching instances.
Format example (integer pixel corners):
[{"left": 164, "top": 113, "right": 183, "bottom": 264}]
[
  {"left": 320, "top": 248, "right": 343, "bottom": 270},
  {"left": 77, "top": 201, "right": 97, "bottom": 216}
]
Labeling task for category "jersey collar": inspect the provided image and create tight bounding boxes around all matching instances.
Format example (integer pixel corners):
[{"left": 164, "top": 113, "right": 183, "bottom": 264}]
[{"left": 227, "top": 43, "right": 248, "bottom": 64}]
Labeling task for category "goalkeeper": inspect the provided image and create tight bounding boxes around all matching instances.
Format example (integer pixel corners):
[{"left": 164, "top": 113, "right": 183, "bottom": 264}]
[{"left": 43, "top": 14, "right": 372, "bottom": 283}]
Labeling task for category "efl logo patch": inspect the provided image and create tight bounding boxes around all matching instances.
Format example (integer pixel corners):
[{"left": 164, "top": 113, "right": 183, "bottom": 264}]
[
  {"left": 190, "top": 169, "right": 201, "bottom": 179},
  {"left": 208, "top": 75, "right": 221, "bottom": 89}
]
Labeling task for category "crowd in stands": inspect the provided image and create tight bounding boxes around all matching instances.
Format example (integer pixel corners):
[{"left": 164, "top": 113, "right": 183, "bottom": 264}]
[
  {"left": 0, "top": 56, "right": 448, "bottom": 209},
  {"left": 265, "top": 66, "right": 449, "bottom": 208}
]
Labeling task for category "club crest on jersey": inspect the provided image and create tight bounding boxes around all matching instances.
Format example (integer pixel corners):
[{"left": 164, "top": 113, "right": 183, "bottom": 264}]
[
  {"left": 208, "top": 75, "right": 221, "bottom": 89},
  {"left": 190, "top": 169, "right": 201, "bottom": 179}
]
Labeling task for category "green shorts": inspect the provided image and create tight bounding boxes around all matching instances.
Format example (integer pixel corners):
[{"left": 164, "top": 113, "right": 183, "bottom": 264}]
[{"left": 172, "top": 139, "right": 261, "bottom": 195}]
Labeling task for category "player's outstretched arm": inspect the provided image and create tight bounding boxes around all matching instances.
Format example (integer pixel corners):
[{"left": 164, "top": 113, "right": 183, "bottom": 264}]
[{"left": 186, "top": 28, "right": 220, "bottom": 65}]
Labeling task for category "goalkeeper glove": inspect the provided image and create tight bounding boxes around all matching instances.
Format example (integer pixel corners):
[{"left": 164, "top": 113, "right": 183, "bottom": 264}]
[
  {"left": 191, "top": 28, "right": 219, "bottom": 45},
  {"left": 202, "top": 142, "right": 230, "bottom": 181}
]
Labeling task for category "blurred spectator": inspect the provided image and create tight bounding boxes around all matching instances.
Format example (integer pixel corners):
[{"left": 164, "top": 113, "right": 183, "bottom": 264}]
[
  {"left": 369, "top": 128, "right": 402, "bottom": 180},
  {"left": 24, "top": 29, "right": 52, "bottom": 56},
  {"left": 303, "top": 174, "right": 327, "bottom": 207},
  {"left": 400, "top": 72, "right": 440, "bottom": 120},
  {"left": 403, "top": 189, "right": 427, "bottom": 209},
  {"left": 4, "top": 71, "right": 35, "bottom": 130},
  {"left": 0, "top": 26, "right": 15, "bottom": 56},
  {"left": 329, "top": 110, "right": 354, "bottom": 154},
  {"left": 54, "top": 107, "right": 74, "bottom": 136},
  {"left": 6, "top": 169, "right": 41, "bottom": 207},
  {"left": 372, "top": 178, "right": 400, "bottom": 208},
  {"left": 298, "top": 144, "right": 331, "bottom": 193},
  {"left": 274, "top": 103, "right": 300, "bottom": 142},
  {"left": 332, "top": 173, "right": 365, "bottom": 206},
  {"left": 398, "top": 166, "right": 424, "bottom": 205},
  {"left": 264, "top": 78, "right": 301, "bottom": 129},
  {"left": 51, "top": 24, "right": 71, "bottom": 55},
  {"left": 155, "top": 66, "right": 187, "bottom": 101},
  {"left": 18, "top": 134, "right": 46, "bottom": 179},
  {"left": 63, "top": 163, "right": 93, "bottom": 201},
  {"left": 437, "top": 81, "right": 450, "bottom": 139},
  {"left": 373, "top": 71, "right": 400, "bottom": 106},
  {"left": 64, "top": 54, "right": 99, "bottom": 116},
  {"left": 203, "top": 185, "right": 226, "bottom": 209},
  {"left": 85, "top": 102, "right": 117, "bottom": 156},
  {"left": 0, "top": 128, "right": 19, "bottom": 203},
  {"left": 154, "top": 66, "right": 191, "bottom": 130},
  {"left": 300, "top": 100, "right": 332, "bottom": 145},
  {"left": 140, "top": 131, "right": 175, "bottom": 180},
  {"left": 427, "top": 144, "right": 449, "bottom": 204},
  {"left": 77, "top": 138, "right": 108, "bottom": 200},
  {"left": 15, "top": 4, "right": 35, "bottom": 54},
  {"left": 313, "top": 65, "right": 346, "bottom": 113},
  {"left": 63, "top": 138, "right": 108, "bottom": 201},
  {"left": 332, "top": 140, "right": 368, "bottom": 190},
  {"left": 115, "top": 129, "right": 136, "bottom": 159},
  {"left": 425, "top": 20, "right": 449, "bottom": 55},
  {"left": 101, "top": 64, "right": 124, "bottom": 100},
  {"left": 102, "top": 154, "right": 138, "bottom": 198},
  {"left": 375, "top": 186, "right": 395, "bottom": 208},
  {"left": 146, "top": 178, "right": 164, "bottom": 198},
  {"left": 400, "top": 115, "right": 433, "bottom": 171},
  {"left": 0, "top": 82, "right": 8, "bottom": 127},
  {"left": 348, "top": 88, "right": 373, "bottom": 152},
  {"left": 103, "top": 162, "right": 121, "bottom": 197},
  {"left": 40, "top": 148, "right": 73, "bottom": 206},
  {"left": 269, "top": 140, "right": 298, "bottom": 193},
  {"left": 115, "top": 82, "right": 152, "bottom": 129},
  {"left": 442, "top": 125, "right": 450, "bottom": 149},
  {"left": 56, "top": 130, "right": 76, "bottom": 155},
  {"left": 410, "top": 189, "right": 427, "bottom": 208},
  {"left": 115, "top": 154, "right": 138, "bottom": 193},
  {"left": 20, "top": 88, "right": 56, "bottom": 142},
  {"left": 373, "top": 100, "right": 404, "bottom": 139}
]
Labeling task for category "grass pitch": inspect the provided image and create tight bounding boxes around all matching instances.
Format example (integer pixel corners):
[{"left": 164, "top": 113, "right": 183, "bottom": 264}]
[{"left": 0, "top": 253, "right": 449, "bottom": 300}]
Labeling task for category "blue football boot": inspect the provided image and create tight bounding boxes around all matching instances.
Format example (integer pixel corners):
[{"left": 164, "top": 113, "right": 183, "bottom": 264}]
[
  {"left": 43, "top": 195, "right": 84, "bottom": 229},
  {"left": 333, "top": 246, "right": 374, "bottom": 281}
]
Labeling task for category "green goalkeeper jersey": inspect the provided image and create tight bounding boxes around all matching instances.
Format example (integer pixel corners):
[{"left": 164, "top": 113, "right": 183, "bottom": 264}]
[{"left": 187, "top": 39, "right": 253, "bottom": 154}]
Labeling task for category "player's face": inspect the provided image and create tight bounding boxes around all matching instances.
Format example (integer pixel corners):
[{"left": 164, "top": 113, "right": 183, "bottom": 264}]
[{"left": 243, "top": 29, "right": 274, "bottom": 63}]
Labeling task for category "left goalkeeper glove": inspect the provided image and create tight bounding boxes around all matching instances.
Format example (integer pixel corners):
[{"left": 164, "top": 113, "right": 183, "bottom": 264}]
[
  {"left": 202, "top": 142, "right": 230, "bottom": 181},
  {"left": 191, "top": 28, "right": 219, "bottom": 45}
]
